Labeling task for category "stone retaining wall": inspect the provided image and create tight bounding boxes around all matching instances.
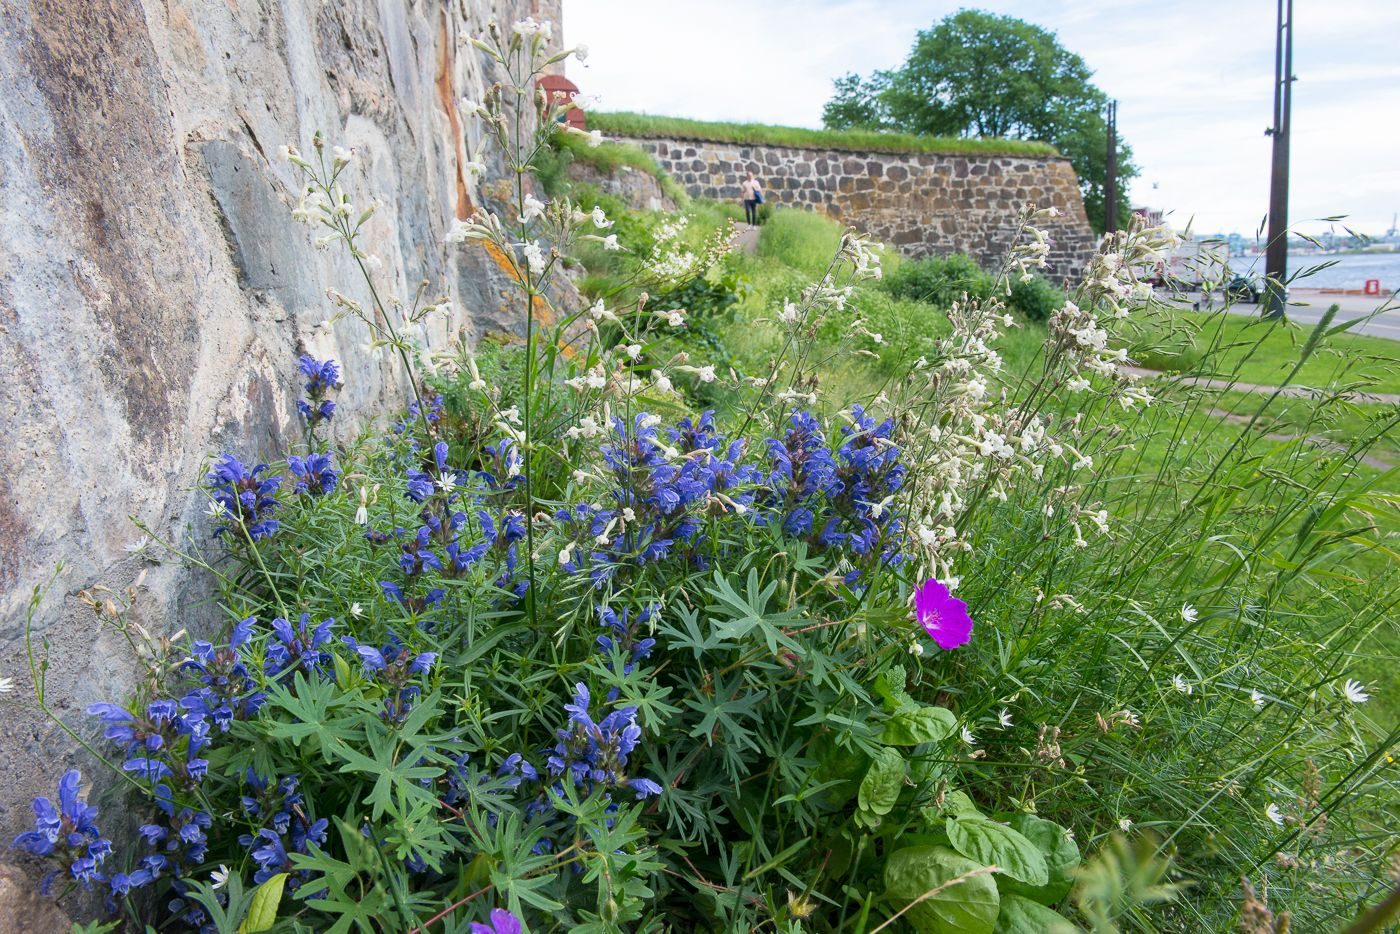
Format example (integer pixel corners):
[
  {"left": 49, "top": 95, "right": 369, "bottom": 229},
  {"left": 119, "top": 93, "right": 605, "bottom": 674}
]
[{"left": 620, "top": 137, "right": 1097, "bottom": 279}]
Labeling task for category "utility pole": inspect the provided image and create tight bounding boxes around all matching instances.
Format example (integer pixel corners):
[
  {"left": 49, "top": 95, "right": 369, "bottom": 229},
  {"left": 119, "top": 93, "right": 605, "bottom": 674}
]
[
  {"left": 1104, "top": 100, "right": 1118, "bottom": 236},
  {"left": 1264, "top": 0, "right": 1294, "bottom": 319}
]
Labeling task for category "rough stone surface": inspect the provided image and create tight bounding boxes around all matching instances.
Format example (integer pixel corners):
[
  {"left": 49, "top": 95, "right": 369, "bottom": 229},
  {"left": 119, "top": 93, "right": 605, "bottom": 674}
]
[
  {"left": 0, "top": 0, "right": 562, "bottom": 900},
  {"left": 566, "top": 160, "right": 677, "bottom": 214},
  {"left": 621, "top": 137, "right": 1097, "bottom": 279}
]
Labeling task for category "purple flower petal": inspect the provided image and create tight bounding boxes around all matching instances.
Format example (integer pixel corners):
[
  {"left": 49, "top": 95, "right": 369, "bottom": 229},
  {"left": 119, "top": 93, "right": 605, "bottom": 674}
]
[{"left": 914, "top": 579, "right": 973, "bottom": 650}]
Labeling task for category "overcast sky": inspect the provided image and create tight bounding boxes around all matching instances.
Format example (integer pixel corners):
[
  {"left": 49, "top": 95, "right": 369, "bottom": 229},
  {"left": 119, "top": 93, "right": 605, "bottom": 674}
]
[{"left": 564, "top": 1, "right": 1400, "bottom": 236}]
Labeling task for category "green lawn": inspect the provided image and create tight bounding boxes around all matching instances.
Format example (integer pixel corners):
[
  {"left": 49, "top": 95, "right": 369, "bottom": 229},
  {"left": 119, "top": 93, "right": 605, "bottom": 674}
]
[
  {"left": 588, "top": 111, "right": 1059, "bottom": 158},
  {"left": 1125, "top": 304, "right": 1400, "bottom": 394}
]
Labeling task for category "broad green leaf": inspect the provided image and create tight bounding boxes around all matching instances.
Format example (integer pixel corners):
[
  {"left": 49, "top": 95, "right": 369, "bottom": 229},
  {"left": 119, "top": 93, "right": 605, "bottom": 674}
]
[
  {"left": 883, "top": 845, "right": 999, "bottom": 934},
  {"left": 874, "top": 665, "right": 911, "bottom": 710},
  {"left": 999, "top": 815, "right": 1080, "bottom": 904},
  {"left": 858, "top": 746, "right": 905, "bottom": 816},
  {"left": 882, "top": 706, "right": 957, "bottom": 745},
  {"left": 946, "top": 814, "right": 1048, "bottom": 886},
  {"left": 994, "top": 893, "right": 1080, "bottom": 933},
  {"left": 238, "top": 872, "right": 286, "bottom": 933}
]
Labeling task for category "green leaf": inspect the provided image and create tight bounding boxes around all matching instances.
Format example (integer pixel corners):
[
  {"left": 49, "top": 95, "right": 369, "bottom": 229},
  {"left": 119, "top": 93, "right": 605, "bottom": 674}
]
[
  {"left": 883, "top": 845, "right": 1000, "bottom": 933},
  {"left": 238, "top": 873, "right": 286, "bottom": 933},
  {"left": 946, "top": 814, "right": 1048, "bottom": 886},
  {"left": 882, "top": 706, "right": 957, "bottom": 745},
  {"left": 999, "top": 815, "right": 1080, "bottom": 904},
  {"left": 858, "top": 746, "right": 905, "bottom": 816},
  {"left": 994, "top": 893, "right": 1080, "bottom": 933}
]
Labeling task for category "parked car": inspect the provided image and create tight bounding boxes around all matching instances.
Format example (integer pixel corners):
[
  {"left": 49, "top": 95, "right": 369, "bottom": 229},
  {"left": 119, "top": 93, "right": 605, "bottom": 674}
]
[{"left": 1224, "top": 275, "right": 1262, "bottom": 304}]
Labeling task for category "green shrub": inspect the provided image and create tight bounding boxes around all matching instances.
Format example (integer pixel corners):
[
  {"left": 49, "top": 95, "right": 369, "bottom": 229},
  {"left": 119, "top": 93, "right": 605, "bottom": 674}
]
[
  {"left": 1008, "top": 273, "right": 1066, "bottom": 321},
  {"left": 883, "top": 252, "right": 995, "bottom": 307}
]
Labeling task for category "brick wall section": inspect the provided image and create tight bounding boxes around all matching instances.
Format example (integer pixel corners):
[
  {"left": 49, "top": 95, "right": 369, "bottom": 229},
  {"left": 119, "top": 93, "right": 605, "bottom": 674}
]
[{"left": 619, "top": 137, "right": 1097, "bottom": 280}]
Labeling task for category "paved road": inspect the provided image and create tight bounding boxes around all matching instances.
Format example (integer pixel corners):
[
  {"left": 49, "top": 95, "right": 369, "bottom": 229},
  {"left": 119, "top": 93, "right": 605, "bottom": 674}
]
[{"left": 1163, "top": 289, "right": 1400, "bottom": 341}]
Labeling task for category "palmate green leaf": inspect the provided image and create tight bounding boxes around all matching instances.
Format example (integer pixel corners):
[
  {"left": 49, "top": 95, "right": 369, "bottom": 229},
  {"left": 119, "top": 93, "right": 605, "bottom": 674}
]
[
  {"left": 883, "top": 845, "right": 1000, "bottom": 934},
  {"left": 704, "top": 568, "right": 803, "bottom": 654},
  {"left": 946, "top": 814, "right": 1049, "bottom": 886},
  {"left": 882, "top": 705, "right": 957, "bottom": 745},
  {"left": 684, "top": 673, "right": 768, "bottom": 753},
  {"left": 993, "top": 893, "right": 1080, "bottom": 933},
  {"left": 999, "top": 814, "right": 1081, "bottom": 904},
  {"left": 659, "top": 604, "right": 735, "bottom": 658},
  {"left": 858, "top": 746, "right": 905, "bottom": 816},
  {"left": 263, "top": 671, "right": 361, "bottom": 759}
]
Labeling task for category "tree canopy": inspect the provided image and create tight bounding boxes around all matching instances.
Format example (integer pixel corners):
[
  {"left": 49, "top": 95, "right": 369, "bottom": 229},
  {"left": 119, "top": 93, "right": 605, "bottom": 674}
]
[{"left": 823, "top": 9, "right": 1135, "bottom": 233}]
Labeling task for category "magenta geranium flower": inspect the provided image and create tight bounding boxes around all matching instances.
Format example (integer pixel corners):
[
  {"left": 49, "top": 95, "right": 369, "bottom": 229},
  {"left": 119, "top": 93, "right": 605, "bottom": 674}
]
[
  {"left": 914, "top": 578, "right": 974, "bottom": 650},
  {"left": 471, "top": 908, "right": 521, "bottom": 934}
]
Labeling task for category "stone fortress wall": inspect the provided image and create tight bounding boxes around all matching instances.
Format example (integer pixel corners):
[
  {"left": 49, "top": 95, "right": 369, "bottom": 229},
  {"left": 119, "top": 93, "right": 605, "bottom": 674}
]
[
  {"left": 620, "top": 136, "right": 1098, "bottom": 280},
  {"left": 0, "top": 0, "right": 561, "bottom": 868}
]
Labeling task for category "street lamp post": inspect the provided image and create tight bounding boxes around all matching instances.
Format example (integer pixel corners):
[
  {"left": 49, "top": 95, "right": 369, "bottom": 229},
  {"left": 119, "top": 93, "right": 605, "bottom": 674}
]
[
  {"left": 1264, "top": 0, "right": 1294, "bottom": 319},
  {"left": 1105, "top": 100, "right": 1117, "bottom": 237}
]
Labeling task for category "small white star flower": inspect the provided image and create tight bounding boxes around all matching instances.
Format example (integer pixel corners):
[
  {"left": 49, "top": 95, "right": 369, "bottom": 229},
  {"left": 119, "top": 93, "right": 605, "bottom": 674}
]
[
  {"left": 1250, "top": 689, "right": 1266, "bottom": 709},
  {"left": 1171, "top": 674, "right": 1193, "bottom": 695},
  {"left": 206, "top": 500, "right": 228, "bottom": 519},
  {"left": 0, "top": 676, "right": 14, "bottom": 694},
  {"left": 211, "top": 865, "right": 231, "bottom": 890},
  {"left": 908, "top": 641, "right": 924, "bottom": 657},
  {"left": 1180, "top": 603, "right": 1198, "bottom": 624},
  {"left": 960, "top": 726, "right": 977, "bottom": 746},
  {"left": 997, "top": 708, "right": 1012, "bottom": 728},
  {"left": 1264, "top": 803, "right": 1284, "bottom": 827},
  {"left": 1118, "top": 818, "right": 1132, "bottom": 832},
  {"left": 350, "top": 603, "right": 363, "bottom": 618},
  {"left": 1341, "top": 679, "right": 1370, "bottom": 704}
]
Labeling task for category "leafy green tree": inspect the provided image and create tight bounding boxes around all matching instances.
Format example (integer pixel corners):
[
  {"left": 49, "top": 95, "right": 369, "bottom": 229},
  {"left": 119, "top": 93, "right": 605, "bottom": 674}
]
[{"left": 822, "top": 9, "right": 1134, "bottom": 233}]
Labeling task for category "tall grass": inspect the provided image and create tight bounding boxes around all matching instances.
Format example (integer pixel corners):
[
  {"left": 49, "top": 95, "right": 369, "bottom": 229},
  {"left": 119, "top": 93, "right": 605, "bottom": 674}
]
[{"left": 589, "top": 110, "right": 1060, "bottom": 158}]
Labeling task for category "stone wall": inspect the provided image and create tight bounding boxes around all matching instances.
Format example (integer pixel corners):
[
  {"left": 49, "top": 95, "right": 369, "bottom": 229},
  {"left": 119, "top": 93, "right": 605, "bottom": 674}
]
[
  {"left": 620, "top": 137, "right": 1096, "bottom": 280},
  {"left": 0, "top": 0, "right": 561, "bottom": 883}
]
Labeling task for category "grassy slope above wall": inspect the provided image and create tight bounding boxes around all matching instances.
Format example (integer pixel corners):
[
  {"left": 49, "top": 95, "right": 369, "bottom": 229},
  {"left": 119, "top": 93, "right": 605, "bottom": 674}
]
[{"left": 589, "top": 111, "right": 1060, "bottom": 158}]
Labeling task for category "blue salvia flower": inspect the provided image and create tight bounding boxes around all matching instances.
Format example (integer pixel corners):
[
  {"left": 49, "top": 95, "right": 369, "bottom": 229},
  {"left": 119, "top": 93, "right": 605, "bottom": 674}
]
[
  {"left": 12, "top": 770, "right": 114, "bottom": 894},
  {"left": 206, "top": 454, "right": 281, "bottom": 540},
  {"left": 288, "top": 451, "right": 339, "bottom": 495},
  {"left": 546, "top": 683, "right": 662, "bottom": 801},
  {"left": 264, "top": 614, "right": 335, "bottom": 676},
  {"left": 295, "top": 356, "right": 340, "bottom": 427}
]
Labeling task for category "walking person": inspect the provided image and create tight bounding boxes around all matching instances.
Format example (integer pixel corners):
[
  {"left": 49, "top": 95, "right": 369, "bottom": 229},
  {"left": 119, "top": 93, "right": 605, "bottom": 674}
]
[{"left": 740, "top": 171, "right": 763, "bottom": 227}]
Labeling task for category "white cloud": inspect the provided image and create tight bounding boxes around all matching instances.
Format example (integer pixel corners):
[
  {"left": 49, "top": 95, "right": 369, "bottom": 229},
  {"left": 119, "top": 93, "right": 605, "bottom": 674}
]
[{"left": 565, "top": 0, "right": 1400, "bottom": 234}]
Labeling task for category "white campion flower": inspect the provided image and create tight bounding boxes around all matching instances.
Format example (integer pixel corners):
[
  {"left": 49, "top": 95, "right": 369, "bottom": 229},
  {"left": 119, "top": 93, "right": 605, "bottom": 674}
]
[
  {"left": 522, "top": 195, "right": 546, "bottom": 222},
  {"left": 522, "top": 240, "right": 546, "bottom": 275},
  {"left": 778, "top": 300, "right": 801, "bottom": 324},
  {"left": 591, "top": 205, "right": 613, "bottom": 229},
  {"left": 332, "top": 146, "right": 354, "bottom": 166},
  {"left": 511, "top": 17, "right": 552, "bottom": 40},
  {"left": 1264, "top": 803, "right": 1285, "bottom": 827},
  {"left": 624, "top": 344, "right": 642, "bottom": 360},
  {"left": 653, "top": 372, "right": 674, "bottom": 393},
  {"left": 573, "top": 43, "right": 589, "bottom": 61},
  {"left": 445, "top": 219, "right": 471, "bottom": 245},
  {"left": 1067, "top": 376, "right": 1091, "bottom": 392},
  {"left": 1341, "top": 679, "right": 1370, "bottom": 704},
  {"left": 1180, "top": 603, "right": 1198, "bottom": 624},
  {"left": 1171, "top": 674, "right": 1193, "bottom": 695},
  {"left": 600, "top": 233, "right": 620, "bottom": 250},
  {"left": 586, "top": 129, "right": 604, "bottom": 148},
  {"left": 558, "top": 542, "right": 576, "bottom": 566}
]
